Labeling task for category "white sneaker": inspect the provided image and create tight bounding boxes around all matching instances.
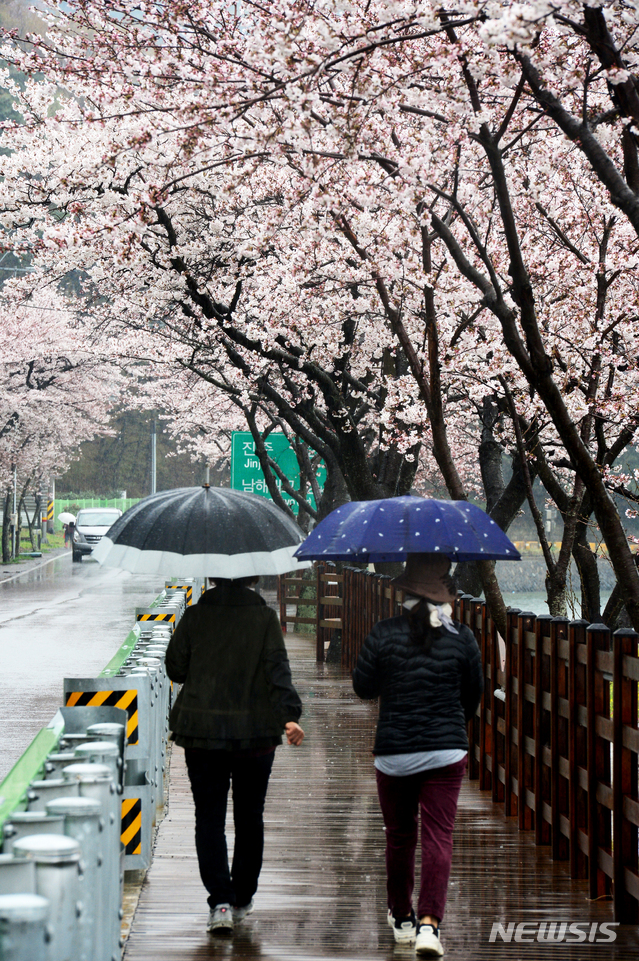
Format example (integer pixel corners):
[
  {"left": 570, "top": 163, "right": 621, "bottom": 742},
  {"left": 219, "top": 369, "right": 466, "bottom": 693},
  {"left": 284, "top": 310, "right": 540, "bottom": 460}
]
[
  {"left": 207, "top": 903, "right": 233, "bottom": 933},
  {"left": 415, "top": 923, "right": 444, "bottom": 956},
  {"left": 232, "top": 899, "right": 254, "bottom": 922},
  {"left": 387, "top": 908, "right": 417, "bottom": 943}
]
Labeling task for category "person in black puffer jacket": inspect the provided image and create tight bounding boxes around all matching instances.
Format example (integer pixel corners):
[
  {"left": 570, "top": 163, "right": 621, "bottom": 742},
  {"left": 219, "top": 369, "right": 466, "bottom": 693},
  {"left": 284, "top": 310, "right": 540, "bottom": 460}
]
[{"left": 352, "top": 553, "right": 483, "bottom": 957}]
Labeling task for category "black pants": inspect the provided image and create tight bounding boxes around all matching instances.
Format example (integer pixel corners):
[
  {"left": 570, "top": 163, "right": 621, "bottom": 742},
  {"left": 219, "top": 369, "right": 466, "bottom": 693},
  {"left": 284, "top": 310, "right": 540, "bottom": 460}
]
[{"left": 184, "top": 748, "right": 276, "bottom": 909}]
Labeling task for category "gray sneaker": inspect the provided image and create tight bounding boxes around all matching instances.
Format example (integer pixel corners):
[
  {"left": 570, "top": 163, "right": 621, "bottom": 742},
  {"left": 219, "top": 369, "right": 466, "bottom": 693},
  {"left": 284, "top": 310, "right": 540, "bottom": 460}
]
[
  {"left": 232, "top": 899, "right": 254, "bottom": 922},
  {"left": 207, "top": 903, "right": 233, "bottom": 933}
]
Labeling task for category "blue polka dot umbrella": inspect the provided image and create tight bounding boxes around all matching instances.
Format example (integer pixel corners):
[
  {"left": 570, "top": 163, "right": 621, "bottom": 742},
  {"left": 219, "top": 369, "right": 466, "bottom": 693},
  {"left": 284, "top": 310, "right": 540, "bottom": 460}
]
[{"left": 293, "top": 496, "right": 521, "bottom": 563}]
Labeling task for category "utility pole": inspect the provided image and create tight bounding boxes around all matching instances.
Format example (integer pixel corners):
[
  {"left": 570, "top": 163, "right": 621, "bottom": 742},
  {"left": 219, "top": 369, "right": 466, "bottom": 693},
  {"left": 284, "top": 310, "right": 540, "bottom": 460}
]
[
  {"left": 151, "top": 415, "right": 157, "bottom": 495},
  {"left": 11, "top": 465, "right": 16, "bottom": 559}
]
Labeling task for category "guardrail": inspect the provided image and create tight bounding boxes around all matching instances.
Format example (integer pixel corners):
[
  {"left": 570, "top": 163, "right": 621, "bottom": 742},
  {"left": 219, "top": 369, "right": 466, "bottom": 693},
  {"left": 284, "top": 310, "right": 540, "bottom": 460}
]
[{"left": 0, "top": 577, "right": 203, "bottom": 960}]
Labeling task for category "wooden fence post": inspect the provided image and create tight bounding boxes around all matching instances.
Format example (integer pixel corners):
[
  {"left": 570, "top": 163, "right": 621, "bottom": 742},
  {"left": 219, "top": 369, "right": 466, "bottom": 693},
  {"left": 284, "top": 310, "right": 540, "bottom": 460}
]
[
  {"left": 568, "top": 619, "right": 589, "bottom": 879},
  {"left": 612, "top": 628, "right": 639, "bottom": 922},
  {"left": 467, "top": 598, "right": 483, "bottom": 782},
  {"left": 341, "top": 567, "right": 354, "bottom": 670},
  {"left": 534, "top": 615, "right": 552, "bottom": 845},
  {"left": 316, "top": 562, "right": 324, "bottom": 662},
  {"left": 586, "top": 622, "right": 612, "bottom": 900},
  {"left": 486, "top": 613, "right": 501, "bottom": 801},
  {"left": 550, "top": 616, "right": 570, "bottom": 861},
  {"left": 516, "top": 611, "right": 535, "bottom": 830},
  {"left": 278, "top": 573, "right": 287, "bottom": 632},
  {"left": 503, "top": 608, "right": 519, "bottom": 817}
]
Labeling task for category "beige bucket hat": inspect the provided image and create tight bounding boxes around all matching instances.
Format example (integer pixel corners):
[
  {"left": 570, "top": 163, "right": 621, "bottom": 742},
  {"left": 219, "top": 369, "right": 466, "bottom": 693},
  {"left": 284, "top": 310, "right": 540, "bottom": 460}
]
[{"left": 391, "top": 552, "right": 455, "bottom": 604}]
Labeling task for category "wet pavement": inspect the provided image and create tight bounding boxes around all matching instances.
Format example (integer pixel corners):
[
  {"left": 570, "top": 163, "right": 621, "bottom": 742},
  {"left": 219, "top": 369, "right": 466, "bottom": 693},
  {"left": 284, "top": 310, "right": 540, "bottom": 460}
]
[
  {"left": 0, "top": 553, "right": 162, "bottom": 782},
  {"left": 123, "top": 631, "right": 639, "bottom": 961}
]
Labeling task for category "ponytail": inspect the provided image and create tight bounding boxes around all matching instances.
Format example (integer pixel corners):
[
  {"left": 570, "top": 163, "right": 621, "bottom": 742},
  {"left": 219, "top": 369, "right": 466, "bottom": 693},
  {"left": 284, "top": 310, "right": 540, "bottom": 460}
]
[{"left": 407, "top": 597, "right": 441, "bottom": 651}]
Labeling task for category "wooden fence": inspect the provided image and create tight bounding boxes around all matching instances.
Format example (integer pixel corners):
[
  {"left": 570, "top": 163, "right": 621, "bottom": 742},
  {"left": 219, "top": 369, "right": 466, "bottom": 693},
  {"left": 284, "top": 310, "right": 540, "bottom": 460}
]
[
  {"left": 278, "top": 563, "right": 343, "bottom": 661},
  {"left": 278, "top": 563, "right": 639, "bottom": 923}
]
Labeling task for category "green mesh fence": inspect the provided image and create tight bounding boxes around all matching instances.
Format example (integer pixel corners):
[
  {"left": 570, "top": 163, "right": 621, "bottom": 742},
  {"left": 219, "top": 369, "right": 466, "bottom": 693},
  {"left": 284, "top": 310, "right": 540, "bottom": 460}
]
[{"left": 54, "top": 498, "right": 141, "bottom": 530}]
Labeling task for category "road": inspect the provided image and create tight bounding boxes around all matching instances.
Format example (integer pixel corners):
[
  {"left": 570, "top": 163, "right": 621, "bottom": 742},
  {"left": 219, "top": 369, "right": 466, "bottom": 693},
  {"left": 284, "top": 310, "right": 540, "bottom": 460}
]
[{"left": 0, "top": 552, "right": 162, "bottom": 782}]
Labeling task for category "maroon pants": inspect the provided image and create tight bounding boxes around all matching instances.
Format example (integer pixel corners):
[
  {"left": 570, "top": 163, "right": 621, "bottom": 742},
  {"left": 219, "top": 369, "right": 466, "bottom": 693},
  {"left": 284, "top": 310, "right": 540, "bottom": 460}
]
[{"left": 375, "top": 756, "right": 467, "bottom": 923}]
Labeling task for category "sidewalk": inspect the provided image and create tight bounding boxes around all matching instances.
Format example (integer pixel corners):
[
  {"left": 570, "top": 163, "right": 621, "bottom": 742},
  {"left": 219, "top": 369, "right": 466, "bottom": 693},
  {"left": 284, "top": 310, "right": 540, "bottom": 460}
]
[
  {"left": 0, "top": 546, "right": 70, "bottom": 584},
  {"left": 123, "top": 631, "right": 639, "bottom": 960}
]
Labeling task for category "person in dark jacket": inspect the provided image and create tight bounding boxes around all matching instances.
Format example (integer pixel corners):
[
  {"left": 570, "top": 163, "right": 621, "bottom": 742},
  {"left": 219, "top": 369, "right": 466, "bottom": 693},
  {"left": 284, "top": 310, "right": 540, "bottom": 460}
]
[
  {"left": 165, "top": 575, "right": 304, "bottom": 935},
  {"left": 352, "top": 553, "right": 483, "bottom": 957}
]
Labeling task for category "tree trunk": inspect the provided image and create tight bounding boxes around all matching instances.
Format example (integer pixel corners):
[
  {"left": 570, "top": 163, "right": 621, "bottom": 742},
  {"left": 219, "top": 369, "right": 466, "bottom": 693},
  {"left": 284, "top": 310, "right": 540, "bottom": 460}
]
[
  {"left": 2, "top": 489, "right": 12, "bottom": 564},
  {"left": 545, "top": 570, "right": 568, "bottom": 618},
  {"left": 317, "top": 464, "right": 350, "bottom": 521},
  {"left": 572, "top": 527, "right": 602, "bottom": 623},
  {"left": 14, "top": 477, "right": 30, "bottom": 558}
]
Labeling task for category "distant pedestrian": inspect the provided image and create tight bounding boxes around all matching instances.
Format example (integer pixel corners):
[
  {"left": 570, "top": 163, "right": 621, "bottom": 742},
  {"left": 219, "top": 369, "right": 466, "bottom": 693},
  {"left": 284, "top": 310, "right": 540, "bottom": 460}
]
[
  {"left": 352, "top": 553, "right": 483, "bottom": 956},
  {"left": 165, "top": 575, "right": 304, "bottom": 935},
  {"left": 64, "top": 522, "right": 74, "bottom": 548}
]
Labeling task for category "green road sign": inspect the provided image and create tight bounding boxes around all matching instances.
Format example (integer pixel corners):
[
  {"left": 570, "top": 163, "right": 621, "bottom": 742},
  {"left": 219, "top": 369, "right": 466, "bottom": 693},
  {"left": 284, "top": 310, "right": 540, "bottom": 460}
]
[{"left": 230, "top": 432, "right": 325, "bottom": 515}]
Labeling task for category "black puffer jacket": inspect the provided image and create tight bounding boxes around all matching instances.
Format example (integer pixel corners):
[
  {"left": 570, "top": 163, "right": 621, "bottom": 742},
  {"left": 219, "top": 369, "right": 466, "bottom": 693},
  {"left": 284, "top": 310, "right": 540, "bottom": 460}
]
[{"left": 352, "top": 614, "right": 483, "bottom": 755}]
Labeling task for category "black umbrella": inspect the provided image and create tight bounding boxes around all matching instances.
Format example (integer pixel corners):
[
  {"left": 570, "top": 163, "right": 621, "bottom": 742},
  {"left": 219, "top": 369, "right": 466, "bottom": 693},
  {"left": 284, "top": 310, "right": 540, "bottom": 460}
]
[{"left": 92, "top": 486, "right": 309, "bottom": 577}]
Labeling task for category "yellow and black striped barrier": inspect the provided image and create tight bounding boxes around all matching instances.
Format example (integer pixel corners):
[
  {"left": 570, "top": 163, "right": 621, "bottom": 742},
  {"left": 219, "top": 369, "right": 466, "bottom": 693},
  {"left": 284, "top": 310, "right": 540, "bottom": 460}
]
[
  {"left": 65, "top": 688, "right": 139, "bottom": 745},
  {"left": 44, "top": 499, "right": 54, "bottom": 522},
  {"left": 136, "top": 612, "right": 175, "bottom": 624},
  {"left": 121, "top": 798, "right": 142, "bottom": 856},
  {"left": 165, "top": 584, "right": 193, "bottom": 605}
]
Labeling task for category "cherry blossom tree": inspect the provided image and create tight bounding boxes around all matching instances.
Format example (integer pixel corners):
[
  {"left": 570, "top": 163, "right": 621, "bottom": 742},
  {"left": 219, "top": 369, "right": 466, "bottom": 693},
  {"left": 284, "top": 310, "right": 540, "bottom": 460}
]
[
  {"left": 0, "top": 282, "right": 124, "bottom": 560},
  {"left": 4, "top": 2, "right": 639, "bottom": 629}
]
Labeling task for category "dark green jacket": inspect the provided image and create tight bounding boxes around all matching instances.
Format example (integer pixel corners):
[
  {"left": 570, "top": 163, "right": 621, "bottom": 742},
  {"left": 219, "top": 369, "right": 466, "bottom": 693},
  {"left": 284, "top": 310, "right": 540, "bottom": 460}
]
[{"left": 165, "top": 584, "right": 302, "bottom": 749}]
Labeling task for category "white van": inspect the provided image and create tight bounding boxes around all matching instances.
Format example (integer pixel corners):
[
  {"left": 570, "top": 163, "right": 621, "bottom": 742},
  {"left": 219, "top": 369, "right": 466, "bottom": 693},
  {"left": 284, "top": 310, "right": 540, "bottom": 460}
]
[{"left": 72, "top": 508, "right": 122, "bottom": 562}]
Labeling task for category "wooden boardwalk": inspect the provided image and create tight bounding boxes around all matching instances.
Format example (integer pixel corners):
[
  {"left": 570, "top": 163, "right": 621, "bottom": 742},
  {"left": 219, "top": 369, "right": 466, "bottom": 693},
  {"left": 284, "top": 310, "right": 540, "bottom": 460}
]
[{"left": 123, "top": 632, "right": 639, "bottom": 960}]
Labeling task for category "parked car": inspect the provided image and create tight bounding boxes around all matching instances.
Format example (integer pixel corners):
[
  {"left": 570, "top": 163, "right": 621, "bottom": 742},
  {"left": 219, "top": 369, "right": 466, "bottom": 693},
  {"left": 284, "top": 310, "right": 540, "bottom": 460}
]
[{"left": 72, "top": 508, "right": 122, "bottom": 562}]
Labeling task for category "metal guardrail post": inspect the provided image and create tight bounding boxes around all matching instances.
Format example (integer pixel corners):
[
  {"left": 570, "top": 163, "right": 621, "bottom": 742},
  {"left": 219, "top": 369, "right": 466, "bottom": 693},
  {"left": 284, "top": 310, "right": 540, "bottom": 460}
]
[
  {"left": 45, "top": 797, "right": 103, "bottom": 961},
  {"left": 57, "top": 734, "right": 99, "bottom": 752},
  {"left": 123, "top": 666, "right": 161, "bottom": 822},
  {"left": 12, "top": 834, "right": 82, "bottom": 961},
  {"left": 43, "top": 755, "right": 77, "bottom": 779},
  {"left": 127, "top": 659, "right": 164, "bottom": 810},
  {"left": 142, "top": 646, "right": 171, "bottom": 802},
  {"left": 61, "top": 763, "right": 120, "bottom": 961},
  {"left": 73, "top": 743, "right": 122, "bottom": 790},
  {"left": 0, "top": 856, "right": 35, "bottom": 896},
  {"left": 26, "top": 781, "right": 79, "bottom": 813},
  {"left": 0, "top": 892, "right": 50, "bottom": 961},
  {"left": 2, "top": 813, "right": 65, "bottom": 854},
  {"left": 85, "top": 725, "right": 125, "bottom": 770}
]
